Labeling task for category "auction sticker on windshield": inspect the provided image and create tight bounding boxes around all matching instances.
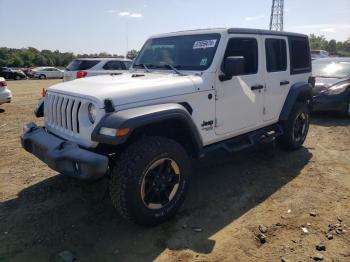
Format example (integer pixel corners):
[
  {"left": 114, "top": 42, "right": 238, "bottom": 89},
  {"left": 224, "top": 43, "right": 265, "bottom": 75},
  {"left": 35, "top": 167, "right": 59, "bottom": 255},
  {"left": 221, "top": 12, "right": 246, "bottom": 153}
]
[{"left": 193, "top": 39, "right": 217, "bottom": 49}]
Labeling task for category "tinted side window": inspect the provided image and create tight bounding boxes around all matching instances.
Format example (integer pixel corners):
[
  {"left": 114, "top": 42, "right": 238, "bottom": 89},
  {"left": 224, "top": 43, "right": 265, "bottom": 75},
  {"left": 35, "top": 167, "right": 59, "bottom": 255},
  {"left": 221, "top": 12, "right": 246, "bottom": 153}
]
[
  {"left": 123, "top": 61, "right": 132, "bottom": 69},
  {"left": 103, "top": 61, "right": 123, "bottom": 70},
  {"left": 288, "top": 37, "right": 311, "bottom": 74},
  {"left": 265, "top": 38, "right": 287, "bottom": 72},
  {"left": 224, "top": 38, "right": 258, "bottom": 75},
  {"left": 66, "top": 60, "right": 100, "bottom": 71}
]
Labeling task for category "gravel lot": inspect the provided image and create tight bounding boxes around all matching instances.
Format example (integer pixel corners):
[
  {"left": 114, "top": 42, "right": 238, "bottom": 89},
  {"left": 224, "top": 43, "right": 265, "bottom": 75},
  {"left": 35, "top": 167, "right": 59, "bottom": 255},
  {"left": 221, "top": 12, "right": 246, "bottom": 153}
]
[{"left": 0, "top": 79, "right": 349, "bottom": 262}]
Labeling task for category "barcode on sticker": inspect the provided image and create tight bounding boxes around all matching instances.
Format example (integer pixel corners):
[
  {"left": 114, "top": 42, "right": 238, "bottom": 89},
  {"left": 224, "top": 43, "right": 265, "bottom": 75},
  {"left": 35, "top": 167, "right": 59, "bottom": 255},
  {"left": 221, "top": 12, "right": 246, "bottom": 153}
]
[{"left": 193, "top": 39, "right": 217, "bottom": 49}]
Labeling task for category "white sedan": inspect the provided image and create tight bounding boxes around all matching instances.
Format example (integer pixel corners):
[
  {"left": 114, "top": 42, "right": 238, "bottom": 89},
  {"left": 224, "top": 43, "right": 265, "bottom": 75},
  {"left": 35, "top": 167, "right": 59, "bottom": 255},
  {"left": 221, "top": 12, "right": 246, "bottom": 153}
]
[
  {"left": 32, "top": 67, "right": 64, "bottom": 79},
  {"left": 0, "top": 77, "right": 12, "bottom": 105}
]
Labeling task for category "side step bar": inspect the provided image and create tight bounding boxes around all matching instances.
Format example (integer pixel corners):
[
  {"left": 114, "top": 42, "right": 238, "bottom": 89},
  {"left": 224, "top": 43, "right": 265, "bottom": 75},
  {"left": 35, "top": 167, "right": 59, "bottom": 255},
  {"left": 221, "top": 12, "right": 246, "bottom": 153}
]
[{"left": 200, "top": 124, "right": 283, "bottom": 157}]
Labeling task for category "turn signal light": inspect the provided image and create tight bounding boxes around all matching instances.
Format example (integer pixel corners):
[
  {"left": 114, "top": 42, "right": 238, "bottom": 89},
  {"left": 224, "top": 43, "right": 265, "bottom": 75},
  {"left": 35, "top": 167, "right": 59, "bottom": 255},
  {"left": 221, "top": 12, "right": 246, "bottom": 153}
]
[
  {"left": 116, "top": 128, "right": 130, "bottom": 137},
  {"left": 41, "top": 88, "right": 47, "bottom": 97},
  {"left": 76, "top": 71, "right": 87, "bottom": 79}
]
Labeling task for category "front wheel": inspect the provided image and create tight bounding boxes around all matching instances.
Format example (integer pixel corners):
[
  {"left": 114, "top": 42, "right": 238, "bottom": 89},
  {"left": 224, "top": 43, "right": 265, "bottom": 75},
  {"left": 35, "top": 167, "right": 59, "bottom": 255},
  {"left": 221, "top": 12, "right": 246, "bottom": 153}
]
[
  {"left": 14, "top": 75, "right": 21, "bottom": 80},
  {"left": 109, "top": 136, "right": 191, "bottom": 226},
  {"left": 39, "top": 74, "right": 46, "bottom": 79},
  {"left": 277, "top": 102, "right": 310, "bottom": 150}
]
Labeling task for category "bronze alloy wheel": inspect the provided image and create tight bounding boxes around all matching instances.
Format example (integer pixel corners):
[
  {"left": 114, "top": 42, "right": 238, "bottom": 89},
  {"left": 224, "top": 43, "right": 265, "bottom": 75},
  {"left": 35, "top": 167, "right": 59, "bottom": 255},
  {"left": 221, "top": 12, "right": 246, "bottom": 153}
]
[{"left": 140, "top": 158, "right": 181, "bottom": 210}]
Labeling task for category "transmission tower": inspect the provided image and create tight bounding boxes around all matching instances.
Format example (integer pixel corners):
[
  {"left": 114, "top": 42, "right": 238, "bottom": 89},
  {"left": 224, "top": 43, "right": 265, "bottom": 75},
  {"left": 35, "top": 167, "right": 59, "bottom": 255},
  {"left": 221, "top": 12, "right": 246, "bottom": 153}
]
[{"left": 269, "top": 0, "right": 284, "bottom": 31}]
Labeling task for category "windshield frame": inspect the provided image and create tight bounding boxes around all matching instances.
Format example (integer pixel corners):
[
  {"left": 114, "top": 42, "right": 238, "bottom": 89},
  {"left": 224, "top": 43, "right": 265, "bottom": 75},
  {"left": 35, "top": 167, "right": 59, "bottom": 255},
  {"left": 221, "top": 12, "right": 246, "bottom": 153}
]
[{"left": 133, "top": 33, "right": 222, "bottom": 72}]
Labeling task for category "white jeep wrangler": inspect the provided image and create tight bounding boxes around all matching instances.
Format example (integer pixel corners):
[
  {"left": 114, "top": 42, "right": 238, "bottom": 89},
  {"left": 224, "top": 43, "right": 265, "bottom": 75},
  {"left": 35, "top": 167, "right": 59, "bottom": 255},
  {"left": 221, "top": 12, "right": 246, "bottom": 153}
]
[{"left": 22, "top": 28, "right": 313, "bottom": 226}]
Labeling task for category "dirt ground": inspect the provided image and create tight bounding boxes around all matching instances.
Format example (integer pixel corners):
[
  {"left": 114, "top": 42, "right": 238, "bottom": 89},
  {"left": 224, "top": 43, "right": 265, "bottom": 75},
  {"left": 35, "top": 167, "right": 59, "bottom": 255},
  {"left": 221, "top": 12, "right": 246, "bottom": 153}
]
[{"left": 0, "top": 79, "right": 349, "bottom": 262}]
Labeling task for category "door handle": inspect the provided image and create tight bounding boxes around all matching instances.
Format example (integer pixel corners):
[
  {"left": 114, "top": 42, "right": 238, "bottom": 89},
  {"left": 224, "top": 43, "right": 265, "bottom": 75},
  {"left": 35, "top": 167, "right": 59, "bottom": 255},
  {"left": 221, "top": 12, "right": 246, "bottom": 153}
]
[
  {"left": 251, "top": 84, "right": 264, "bottom": 90},
  {"left": 280, "top": 80, "right": 290, "bottom": 85}
]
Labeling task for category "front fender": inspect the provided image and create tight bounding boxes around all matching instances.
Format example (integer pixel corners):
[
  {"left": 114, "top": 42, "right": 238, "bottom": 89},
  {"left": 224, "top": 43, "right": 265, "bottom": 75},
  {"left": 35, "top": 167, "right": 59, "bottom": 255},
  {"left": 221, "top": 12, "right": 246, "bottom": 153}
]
[{"left": 91, "top": 103, "right": 203, "bottom": 149}]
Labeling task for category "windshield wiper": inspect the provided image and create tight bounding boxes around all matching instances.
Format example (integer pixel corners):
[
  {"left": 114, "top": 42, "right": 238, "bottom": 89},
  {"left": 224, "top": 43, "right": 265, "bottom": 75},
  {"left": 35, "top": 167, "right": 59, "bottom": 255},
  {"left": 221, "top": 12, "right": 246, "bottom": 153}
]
[
  {"left": 161, "top": 64, "right": 184, "bottom": 76},
  {"left": 133, "top": 63, "right": 151, "bottom": 72}
]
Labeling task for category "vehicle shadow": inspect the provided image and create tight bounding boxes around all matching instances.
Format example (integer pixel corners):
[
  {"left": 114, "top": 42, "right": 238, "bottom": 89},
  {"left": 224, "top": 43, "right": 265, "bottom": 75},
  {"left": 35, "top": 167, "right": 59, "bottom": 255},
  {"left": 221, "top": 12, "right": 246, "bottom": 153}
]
[
  {"left": 311, "top": 112, "right": 350, "bottom": 127},
  {"left": 0, "top": 108, "right": 5, "bottom": 113},
  {"left": 0, "top": 146, "right": 312, "bottom": 261}
]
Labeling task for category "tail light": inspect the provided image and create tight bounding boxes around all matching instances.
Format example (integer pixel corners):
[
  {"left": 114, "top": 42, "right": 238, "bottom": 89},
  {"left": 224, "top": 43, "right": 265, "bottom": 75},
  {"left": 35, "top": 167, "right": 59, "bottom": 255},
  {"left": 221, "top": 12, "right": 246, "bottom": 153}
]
[
  {"left": 0, "top": 80, "right": 7, "bottom": 88},
  {"left": 76, "top": 71, "right": 87, "bottom": 79}
]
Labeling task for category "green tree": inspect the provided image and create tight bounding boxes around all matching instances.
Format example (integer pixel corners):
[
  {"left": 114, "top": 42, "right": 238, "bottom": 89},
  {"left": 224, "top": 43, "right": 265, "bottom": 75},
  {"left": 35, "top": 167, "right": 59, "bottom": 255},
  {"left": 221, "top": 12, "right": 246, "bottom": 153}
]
[{"left": 126, "top": 49, "right": 138, "bottom": 60}]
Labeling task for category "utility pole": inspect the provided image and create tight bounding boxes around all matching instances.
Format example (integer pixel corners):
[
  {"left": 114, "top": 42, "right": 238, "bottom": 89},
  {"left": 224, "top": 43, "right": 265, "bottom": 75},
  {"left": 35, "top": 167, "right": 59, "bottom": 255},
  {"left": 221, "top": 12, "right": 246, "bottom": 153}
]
[{"left": 269, "top": 0, "right": 284, "bottom": 31}]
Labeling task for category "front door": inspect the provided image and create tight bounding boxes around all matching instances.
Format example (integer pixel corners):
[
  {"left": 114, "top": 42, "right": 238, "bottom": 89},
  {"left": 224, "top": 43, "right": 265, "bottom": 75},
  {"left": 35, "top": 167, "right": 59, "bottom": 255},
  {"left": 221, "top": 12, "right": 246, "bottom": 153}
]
[{"left": 215, "top": 35, "right": 264, "bottom": 135}]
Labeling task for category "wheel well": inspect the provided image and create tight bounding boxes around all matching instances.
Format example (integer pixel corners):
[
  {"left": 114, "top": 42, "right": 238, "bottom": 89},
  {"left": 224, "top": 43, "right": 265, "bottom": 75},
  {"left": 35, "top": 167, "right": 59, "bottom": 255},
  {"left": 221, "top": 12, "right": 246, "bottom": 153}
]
[{"left": 128, "top": 119, "right": 201, "bottom": 158}]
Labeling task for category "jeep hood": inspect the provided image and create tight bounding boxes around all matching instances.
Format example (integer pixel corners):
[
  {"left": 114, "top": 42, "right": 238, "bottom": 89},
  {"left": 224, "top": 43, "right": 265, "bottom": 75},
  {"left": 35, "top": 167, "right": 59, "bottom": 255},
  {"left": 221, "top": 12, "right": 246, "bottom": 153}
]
[{"left": 48, "top": 73, "right": 200, "bottom": 108}]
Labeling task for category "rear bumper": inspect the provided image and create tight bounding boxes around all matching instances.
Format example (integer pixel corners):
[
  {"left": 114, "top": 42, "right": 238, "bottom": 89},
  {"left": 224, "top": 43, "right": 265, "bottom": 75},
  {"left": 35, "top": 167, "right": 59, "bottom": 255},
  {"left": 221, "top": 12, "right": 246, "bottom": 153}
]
[
  {"left": 312, "top": 93, "right": 348, "bottom": 112},
  {"left": 21, "top": 123, "right": 109, "bottom": 180}
]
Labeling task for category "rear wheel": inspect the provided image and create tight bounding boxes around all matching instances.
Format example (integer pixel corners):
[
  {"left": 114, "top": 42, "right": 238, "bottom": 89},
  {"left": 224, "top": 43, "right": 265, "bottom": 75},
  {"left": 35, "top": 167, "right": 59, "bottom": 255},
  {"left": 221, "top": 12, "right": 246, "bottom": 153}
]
[
  {"left": 39, "top": 74, "right": 46, "bottom": 79},
  {"left": 277, "top": 102, "right": 309, "bottom": 150},
  {"left": 109, "top": 136, "right": 191, "bottom": 226},
  {"left": 14, "top": 75, "right": 21, "bottom": 80}
]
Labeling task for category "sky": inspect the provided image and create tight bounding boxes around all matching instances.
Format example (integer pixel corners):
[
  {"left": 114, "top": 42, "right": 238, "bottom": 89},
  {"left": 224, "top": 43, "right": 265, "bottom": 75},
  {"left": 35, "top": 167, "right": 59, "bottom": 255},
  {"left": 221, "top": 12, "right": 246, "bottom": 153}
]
[{"left": 1, "top": 0, "right": 349, "bottom": 55}]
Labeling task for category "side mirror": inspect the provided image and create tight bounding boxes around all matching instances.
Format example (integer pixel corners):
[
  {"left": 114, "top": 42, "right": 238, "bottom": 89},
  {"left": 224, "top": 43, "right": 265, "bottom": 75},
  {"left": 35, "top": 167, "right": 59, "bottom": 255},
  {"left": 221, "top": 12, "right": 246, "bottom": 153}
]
[{"left": 220, "top": 56, "right": 245, "bottom": 81}]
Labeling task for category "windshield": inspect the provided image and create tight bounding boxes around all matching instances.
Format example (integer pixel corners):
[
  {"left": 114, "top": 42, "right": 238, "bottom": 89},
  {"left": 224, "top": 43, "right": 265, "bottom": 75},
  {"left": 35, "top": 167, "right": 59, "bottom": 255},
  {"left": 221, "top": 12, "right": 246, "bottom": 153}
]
[
  {"left": 133, "top": 33, "right": 221, "bottom": 71},
  {"left": 66, "top": 60, "right": 100, "bottom": 71},
  {"left": 313, "top": 61, "right": 350, "bottom": 78}
]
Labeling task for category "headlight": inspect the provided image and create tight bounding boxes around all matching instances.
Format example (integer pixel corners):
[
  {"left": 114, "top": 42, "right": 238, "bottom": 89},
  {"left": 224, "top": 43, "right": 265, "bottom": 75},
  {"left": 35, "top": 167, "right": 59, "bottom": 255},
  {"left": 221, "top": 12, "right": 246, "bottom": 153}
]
[
  {"left": 325, "top": 83, "right": 349, "bottom": 95},
  {"left": 88, "top": 103, "right": 97, "bottom": 123}
]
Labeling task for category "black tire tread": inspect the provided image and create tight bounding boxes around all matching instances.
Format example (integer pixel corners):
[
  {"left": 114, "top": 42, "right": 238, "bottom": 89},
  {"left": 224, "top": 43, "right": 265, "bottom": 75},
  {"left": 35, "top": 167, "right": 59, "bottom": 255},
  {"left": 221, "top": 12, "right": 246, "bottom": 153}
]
[{"left": 109, "top": 136, "right": 190, "bottom": 225}]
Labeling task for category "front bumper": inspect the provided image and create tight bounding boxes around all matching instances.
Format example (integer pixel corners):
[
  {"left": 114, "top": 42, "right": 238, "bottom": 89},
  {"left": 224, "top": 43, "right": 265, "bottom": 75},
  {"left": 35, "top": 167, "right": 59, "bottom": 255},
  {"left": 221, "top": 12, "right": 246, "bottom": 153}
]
[
  {"left": 21, "top": 123, "right": 109, "bottom": 180},
  {"left": 312, "top": 92, "right": 348, "bottom": 112},
  {"left": 0, "top": 89, "right": 12, "bottom": 104}
]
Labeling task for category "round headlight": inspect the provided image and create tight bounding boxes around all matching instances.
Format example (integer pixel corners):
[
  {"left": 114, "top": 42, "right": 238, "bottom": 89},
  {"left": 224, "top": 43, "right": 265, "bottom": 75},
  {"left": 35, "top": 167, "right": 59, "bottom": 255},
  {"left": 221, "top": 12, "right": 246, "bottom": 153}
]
[{"left": 88, "top": 103, "right": 97, "bottom": 123}]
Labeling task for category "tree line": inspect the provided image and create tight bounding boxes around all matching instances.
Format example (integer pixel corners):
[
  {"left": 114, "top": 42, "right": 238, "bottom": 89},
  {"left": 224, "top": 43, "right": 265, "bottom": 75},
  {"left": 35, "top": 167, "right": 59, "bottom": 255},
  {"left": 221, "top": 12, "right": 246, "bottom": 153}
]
[
  {"left": 309, "top": 34, "right": 350, "bottom": 56},
  {"left": 1, "top": 35, "right": 349, "bottom": 68},
  {"left": 0, "top": 47, "right": 139, "bottom": 68}
]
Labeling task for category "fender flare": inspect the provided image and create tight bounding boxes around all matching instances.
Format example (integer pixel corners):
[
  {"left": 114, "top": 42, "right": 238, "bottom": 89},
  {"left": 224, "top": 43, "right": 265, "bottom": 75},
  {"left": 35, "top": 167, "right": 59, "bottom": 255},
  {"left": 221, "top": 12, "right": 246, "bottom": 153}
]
[
  {"left": 92, "top": 103, "right": 203, "bottom": 150},
  {"left": 279, "top": 82, "right": 312, "bottom": 121}
]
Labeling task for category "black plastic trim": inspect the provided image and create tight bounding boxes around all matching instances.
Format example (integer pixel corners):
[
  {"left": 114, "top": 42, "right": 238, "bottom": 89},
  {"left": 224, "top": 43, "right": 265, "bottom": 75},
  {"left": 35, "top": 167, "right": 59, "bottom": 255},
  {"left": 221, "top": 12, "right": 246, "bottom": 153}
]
[
  {"left": 92, "top": 103, "right": 203, "bottom": 149},
  {"left": 279, "top": 82, "right": 312, "bottom": 120},
  {"left": 21, "top": 123, "right": 109, "bottom": 180},
  {"left": 227, "top": 28, "right": 308, "bottom": 38}
]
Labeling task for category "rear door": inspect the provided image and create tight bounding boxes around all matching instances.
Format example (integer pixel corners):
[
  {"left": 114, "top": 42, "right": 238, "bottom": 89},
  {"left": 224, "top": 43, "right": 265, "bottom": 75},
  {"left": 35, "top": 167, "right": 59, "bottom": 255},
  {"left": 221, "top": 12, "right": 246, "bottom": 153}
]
[
  {"left": 215, "top": 35, "right": 265, "bottom": 135},
  {"left": 262, "top": 36, "right": 290, "bottom": 122}
]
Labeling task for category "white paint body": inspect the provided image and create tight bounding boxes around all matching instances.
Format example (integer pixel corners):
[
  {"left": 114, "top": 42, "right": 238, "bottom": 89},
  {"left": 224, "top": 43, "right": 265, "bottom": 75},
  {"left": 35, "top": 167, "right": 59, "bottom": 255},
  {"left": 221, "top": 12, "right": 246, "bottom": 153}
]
[
  {"left": 44, "top": 28, "right": 310, "bottom": 148},
  {"left": 0, "top": 77, "right": 12, "bottom": 105},
  {"left": 63, "top": 58, "right": 132, "bottom": 82}
]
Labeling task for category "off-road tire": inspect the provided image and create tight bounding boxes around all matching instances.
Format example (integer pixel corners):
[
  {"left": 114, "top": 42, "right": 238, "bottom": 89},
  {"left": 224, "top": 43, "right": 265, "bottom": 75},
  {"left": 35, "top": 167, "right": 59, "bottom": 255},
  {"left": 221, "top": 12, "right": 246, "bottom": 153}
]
[
  {"left": 277, "top": 102, "right": 309, "bottom": 150},
  {"left": 109, "top": 136, "right": 191, "bottom": 226}
]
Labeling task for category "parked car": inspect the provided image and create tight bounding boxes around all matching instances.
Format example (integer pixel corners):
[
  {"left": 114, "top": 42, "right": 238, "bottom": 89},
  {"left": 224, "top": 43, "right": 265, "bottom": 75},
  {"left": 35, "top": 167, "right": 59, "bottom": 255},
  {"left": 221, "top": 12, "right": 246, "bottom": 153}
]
[
  {"left": 0, "top": 67, "right": 26, "bottom": 80},
  {"left": 32, "top": 67, "right": 64, "bottom": 79},
  {"left": 22, "top": 28, "right": 312, "bottom": 226},
  {"left": 0, "top": 77, "right": 12, "bottom": 105},
  {"left": 63, "top": 58, "right": 132, "bottom": 82},
  {"left": 312, "top": 57, "right": 350, "bottom": 117},
  {"left": 311, "top": 50, "right": 329, "bottom": 60}
]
